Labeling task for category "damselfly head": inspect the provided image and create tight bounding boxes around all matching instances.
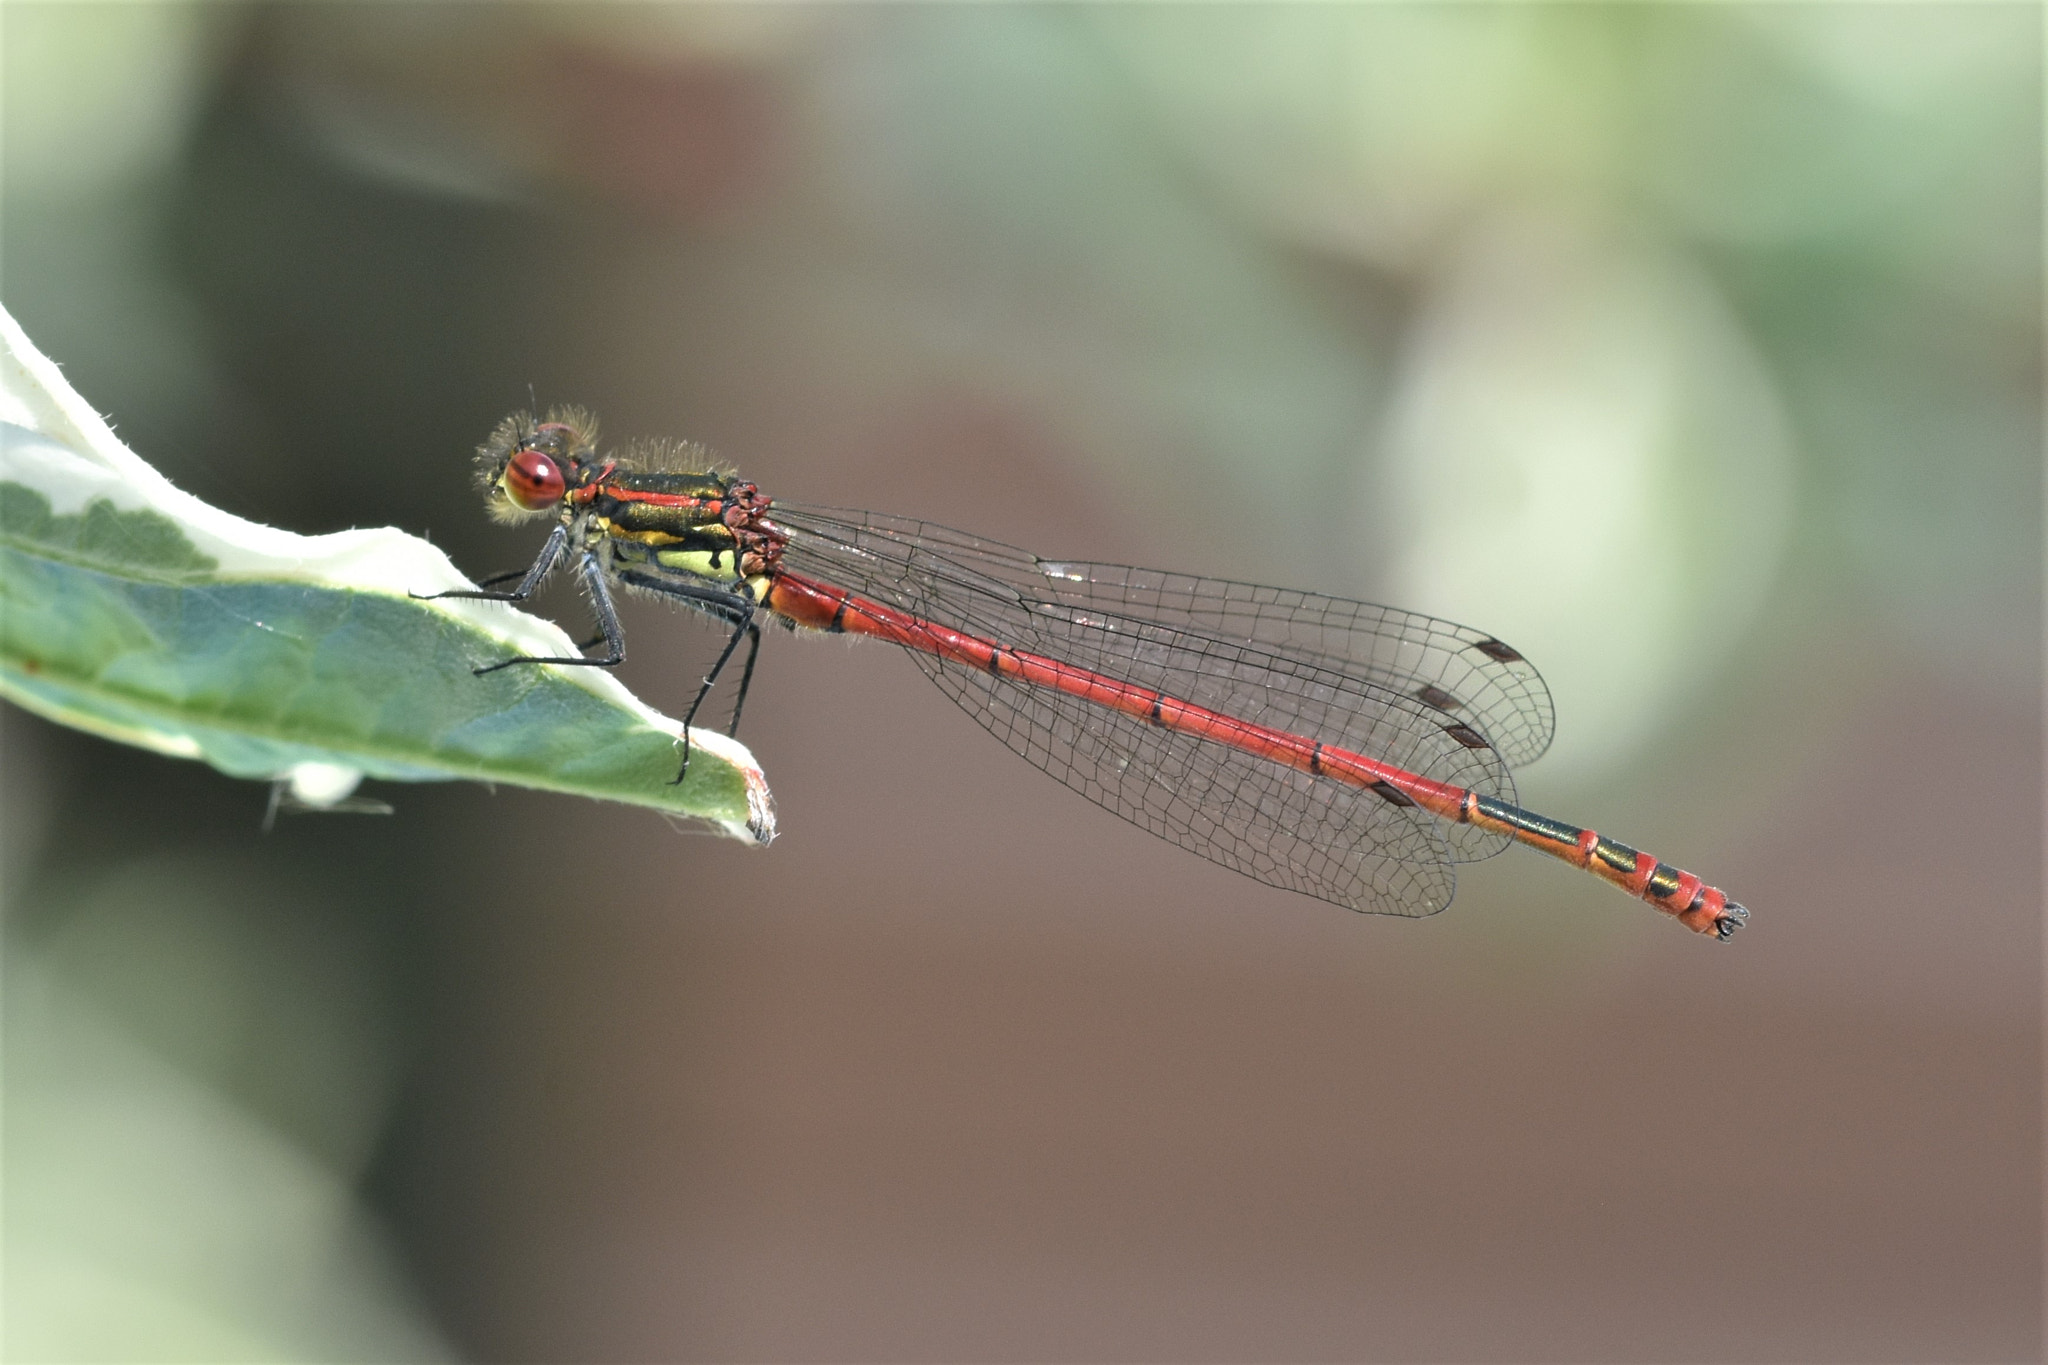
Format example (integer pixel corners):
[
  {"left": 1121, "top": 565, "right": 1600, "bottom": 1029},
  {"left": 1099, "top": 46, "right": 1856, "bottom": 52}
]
[{"left": 476, "top": 408, "right": 599, "bottom": 522}]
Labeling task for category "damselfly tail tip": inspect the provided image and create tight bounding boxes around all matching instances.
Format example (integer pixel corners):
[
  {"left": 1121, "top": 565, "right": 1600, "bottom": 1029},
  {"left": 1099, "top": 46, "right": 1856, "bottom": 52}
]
[{"left": 1714, "top": 900, "right": 1750, "bottom": 942}]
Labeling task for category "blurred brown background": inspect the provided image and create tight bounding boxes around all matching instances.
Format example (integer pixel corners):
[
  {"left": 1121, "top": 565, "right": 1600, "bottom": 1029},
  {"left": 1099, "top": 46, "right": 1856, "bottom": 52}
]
[{"left": 3, "top": 4, "right": 2039, "bottom": 1361}]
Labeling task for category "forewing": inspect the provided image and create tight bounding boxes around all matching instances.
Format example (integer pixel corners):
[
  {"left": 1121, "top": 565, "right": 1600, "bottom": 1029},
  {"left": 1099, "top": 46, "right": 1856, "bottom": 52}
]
[
  {"left": 1033, "top": 563, "right": 1554, "bottom": 767},
  {"left": 770, "top": 504, "right": 1527, "bottom": 908}
]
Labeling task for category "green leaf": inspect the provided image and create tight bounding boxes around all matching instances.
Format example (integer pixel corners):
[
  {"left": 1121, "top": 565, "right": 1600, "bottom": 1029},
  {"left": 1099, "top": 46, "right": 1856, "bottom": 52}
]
[{"left": 0, "top": 306, "right": 774, "bottom": 843}]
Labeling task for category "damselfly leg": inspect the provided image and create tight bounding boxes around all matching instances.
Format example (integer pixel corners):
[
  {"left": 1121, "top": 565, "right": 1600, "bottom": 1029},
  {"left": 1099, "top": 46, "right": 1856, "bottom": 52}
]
[
  {"left": 419, "top": 520, "right": 764, "bottom": 780},
  {"left": 617, "top": 567, "right": 760, "bottom": 781}
]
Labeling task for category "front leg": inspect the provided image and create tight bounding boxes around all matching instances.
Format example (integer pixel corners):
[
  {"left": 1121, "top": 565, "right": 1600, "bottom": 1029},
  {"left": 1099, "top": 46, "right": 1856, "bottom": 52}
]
[
  {"left": 414, "top": 523, "right": 568, "bottom": 604},
  {"left": 473, "top": 550, "right": 627, "bottom": 674}
]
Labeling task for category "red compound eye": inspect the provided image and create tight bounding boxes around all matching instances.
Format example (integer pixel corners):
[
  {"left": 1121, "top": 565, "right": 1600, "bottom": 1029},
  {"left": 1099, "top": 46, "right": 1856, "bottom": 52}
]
[{"left": 502, "top": 448, "right": 566, "bottom": 510}]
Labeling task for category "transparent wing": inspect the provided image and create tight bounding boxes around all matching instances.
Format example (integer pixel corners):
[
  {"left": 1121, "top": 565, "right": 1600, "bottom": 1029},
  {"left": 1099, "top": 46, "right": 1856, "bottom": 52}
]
[
  {"left": 916, "top": 635, "right": 1458, "bottom": 915},
  {"left": 1031, "top": 563, "right": 1553, "bottom": 767},
  {"left": 770, "top": 503, "right": 1548, "bottom": 915}
]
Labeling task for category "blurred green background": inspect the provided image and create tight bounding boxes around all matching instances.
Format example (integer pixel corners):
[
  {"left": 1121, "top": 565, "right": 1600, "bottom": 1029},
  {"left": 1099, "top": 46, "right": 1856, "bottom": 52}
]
[{"left": 3, "top": 4, "right": 2039, "bottom": 1360}]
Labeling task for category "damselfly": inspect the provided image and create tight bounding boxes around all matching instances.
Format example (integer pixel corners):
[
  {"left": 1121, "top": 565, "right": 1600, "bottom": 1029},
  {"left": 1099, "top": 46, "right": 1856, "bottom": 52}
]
[{"left": 421, "top": 409, "right": 1748, "bottom": 940}]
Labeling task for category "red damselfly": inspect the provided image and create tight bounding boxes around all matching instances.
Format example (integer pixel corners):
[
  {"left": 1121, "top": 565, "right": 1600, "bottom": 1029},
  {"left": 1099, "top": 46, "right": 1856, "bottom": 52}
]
[{"left": 421, "top": 409, "right": 1747, "bottom": 940}]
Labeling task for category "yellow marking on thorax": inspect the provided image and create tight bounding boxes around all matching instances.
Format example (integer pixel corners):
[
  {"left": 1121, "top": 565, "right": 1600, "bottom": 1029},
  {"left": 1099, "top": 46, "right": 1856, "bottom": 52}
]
[{"left": 655, "top": 547, "right": 742, "bottom": 581}]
